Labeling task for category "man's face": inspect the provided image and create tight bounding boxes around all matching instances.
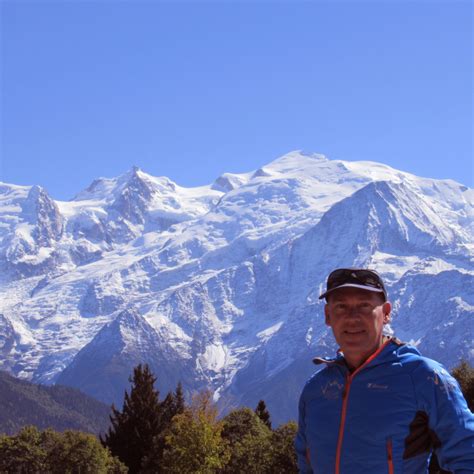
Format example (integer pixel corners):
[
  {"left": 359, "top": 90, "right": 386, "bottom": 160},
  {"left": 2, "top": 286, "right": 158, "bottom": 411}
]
[{"left": 324, "top": 287, "right": 391, "bottom": 368}]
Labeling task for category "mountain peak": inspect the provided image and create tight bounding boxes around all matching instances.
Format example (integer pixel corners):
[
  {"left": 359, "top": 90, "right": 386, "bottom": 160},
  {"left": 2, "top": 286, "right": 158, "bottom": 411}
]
[
  {"left": 265, "top": 150, "right": 328, "bottom": 171},
  {"left": 123, "top": 165, "right": 148, "bottom": 182},
  {"left": 211, "top": 172, "right": 248, "bottom": 192},
  {"left": 313, "top": 179, "right": 459, "bottom": 258}
]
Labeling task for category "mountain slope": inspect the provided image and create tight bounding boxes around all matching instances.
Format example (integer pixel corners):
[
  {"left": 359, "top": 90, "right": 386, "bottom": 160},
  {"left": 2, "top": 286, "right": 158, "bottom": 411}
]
[
  {"left": 0, "top": 151, "right": 472, "bottom": 423},
  {"left": 0, "top": 371, "right": 111, "bottom": 435}
]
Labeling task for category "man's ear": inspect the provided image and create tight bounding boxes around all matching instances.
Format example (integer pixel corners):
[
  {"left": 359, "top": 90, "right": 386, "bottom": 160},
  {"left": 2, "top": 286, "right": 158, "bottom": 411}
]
[
  {"left": 382, "top": 301, "right": 392, "bottom": 324},
  {"left": 324, "top": 304, "right": 331, "bottom": 326}
]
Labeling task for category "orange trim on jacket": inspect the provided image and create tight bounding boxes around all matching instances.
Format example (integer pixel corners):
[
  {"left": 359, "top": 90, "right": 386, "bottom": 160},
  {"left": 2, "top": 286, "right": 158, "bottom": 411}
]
[
  {"left": 386, "top": 438, "right": 394, "bottom": 474},
  {"left": 334, "top": 339, "right": 393, "bottom": 474}
]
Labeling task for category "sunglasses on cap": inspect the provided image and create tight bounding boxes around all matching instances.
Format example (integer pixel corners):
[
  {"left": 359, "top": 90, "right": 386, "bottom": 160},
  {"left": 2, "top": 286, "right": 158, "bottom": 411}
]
[{"left": 319, "top": 268, "right": 387, "bottom": 301}]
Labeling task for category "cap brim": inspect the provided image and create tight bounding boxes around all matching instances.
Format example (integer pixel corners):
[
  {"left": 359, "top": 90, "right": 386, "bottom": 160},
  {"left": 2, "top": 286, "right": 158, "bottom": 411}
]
[{"left": 319, "top": 283, "right": 385, "bottom": 300}]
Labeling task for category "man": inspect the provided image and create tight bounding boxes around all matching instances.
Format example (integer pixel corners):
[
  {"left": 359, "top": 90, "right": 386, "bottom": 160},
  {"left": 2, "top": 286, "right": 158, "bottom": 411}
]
[{"left": 295, "top": 268, "right": 474, "bottom": 474}]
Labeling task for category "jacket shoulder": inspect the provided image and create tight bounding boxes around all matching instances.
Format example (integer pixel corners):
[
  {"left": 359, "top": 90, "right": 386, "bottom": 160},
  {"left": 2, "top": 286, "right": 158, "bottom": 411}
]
[
  {"left": 399, "top": 351, "right": 451, "bottom": 379},
  {"left": 391, "top": 344, "right": 450, "bottom": 377}
]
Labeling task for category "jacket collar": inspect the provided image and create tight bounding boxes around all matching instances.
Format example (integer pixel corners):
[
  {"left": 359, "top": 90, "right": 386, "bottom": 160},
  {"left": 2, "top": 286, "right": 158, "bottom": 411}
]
[{"left": 312, "top": 336, "right": 409, "bottom": 370}]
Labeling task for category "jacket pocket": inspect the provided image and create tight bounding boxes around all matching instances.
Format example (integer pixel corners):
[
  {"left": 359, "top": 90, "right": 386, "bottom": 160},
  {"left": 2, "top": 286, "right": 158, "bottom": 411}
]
[{"left": 386, "top": 437, "right": 394, "bottom": 474}]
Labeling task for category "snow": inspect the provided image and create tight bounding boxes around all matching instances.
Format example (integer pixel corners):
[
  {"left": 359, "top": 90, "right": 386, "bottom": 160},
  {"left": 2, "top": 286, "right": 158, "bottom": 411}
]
[
  {"left": 198, "top": 343, "right": 228, "bottom": 373},
  {"left": 257, "top": 322, "right": 283, "bottom": 342}
]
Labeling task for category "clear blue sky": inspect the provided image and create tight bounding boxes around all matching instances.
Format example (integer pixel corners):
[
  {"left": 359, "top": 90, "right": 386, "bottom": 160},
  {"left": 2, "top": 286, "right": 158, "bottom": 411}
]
[{"left": 1, "top": 0, "right": 472, "bottom": 200}]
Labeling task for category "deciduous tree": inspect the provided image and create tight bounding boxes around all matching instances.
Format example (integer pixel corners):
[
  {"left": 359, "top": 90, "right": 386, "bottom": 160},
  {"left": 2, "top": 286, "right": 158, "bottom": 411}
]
[
  {"left": 451, "top": 360, "right": 474, "bottom": 411},
  {"left": 268, "top": 421, "right": 298, "bottom": 473},
  {"left": 0, "top": 425, "right": 47, "bottom": 472},
  {"left": 0, "top": 426, "right": 126, "bottom": 473},
  {"left": 159, "top": 391, "right": 229, "bottom": 473},
  {"left": 220, "top": 407, "right": 272, "bottom": 474}
]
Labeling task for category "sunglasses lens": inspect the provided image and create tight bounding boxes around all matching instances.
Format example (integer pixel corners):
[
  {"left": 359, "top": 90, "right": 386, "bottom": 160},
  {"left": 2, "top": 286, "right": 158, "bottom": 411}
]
[{"left": 327, "top": 269, "right": 383, "bottom": 291}]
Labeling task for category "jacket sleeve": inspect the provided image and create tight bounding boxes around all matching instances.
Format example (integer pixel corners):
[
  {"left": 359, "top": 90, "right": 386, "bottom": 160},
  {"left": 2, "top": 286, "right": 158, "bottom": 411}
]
[
  {"left": 412, "top": 361, "right": 474, "bottom": 474},
  {"left": 295, "top": 390, "right": 313, "bottom": 473}
]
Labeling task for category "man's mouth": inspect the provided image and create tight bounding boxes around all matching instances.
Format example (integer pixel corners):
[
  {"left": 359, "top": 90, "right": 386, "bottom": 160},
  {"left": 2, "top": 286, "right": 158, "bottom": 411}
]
[{"left": 344, "top": 330, "right": 365, "bottom": 335}]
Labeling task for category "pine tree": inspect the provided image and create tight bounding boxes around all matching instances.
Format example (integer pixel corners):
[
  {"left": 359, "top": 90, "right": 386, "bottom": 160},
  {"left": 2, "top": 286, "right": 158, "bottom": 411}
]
[
  {"left": 141, "top": 381, "right": 186, "bottom": 473},
  {"left": 255, "top": 399, "right": 272, "bottom": 430},
  {"left": 174, "top": 382, "right": 185, "bottom": 415},
  {"left": 160, "top": 382, "right": 185, "bottom": 427},
  {"left": 102, "top": 363, "right": 162, "bottom": 474}
]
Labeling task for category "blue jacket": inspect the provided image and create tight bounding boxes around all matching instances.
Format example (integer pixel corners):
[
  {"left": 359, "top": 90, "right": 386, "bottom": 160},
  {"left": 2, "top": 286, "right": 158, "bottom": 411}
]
[{"left": 295, "top": 338, "right": 474, "bottom": 473}]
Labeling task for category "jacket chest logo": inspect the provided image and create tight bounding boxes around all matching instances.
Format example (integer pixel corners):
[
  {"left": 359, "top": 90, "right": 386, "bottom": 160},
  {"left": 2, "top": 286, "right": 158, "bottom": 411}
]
[{"left": 321, "top": 380, "right": 344, "bottom": 399}]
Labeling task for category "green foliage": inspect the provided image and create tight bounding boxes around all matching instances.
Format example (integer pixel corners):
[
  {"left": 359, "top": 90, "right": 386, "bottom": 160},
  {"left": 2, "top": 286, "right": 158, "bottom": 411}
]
[
  {"left": 0, "top": 426, "right": 127, "bottom": 473},
  {"left": 4, "top": 359, "right": 471, "bottom": 473},
  {"left": 159, "top": 381, "right": 186, "bottom": 430},
  {"left": 1, "top": 363, "right": 301, "bottom": 473},
  {"left": 0, "top": 370, "right": 111, "bottom": 435},
  {"left": 255, "top": 399, "right": 272, "bottom": 430},
  {"left": 268, "top": 421, "right": 298, "bottom": 473},
  {"left": 0, "top": 425, "right": 47, "bottom": 472},
  {"left": 220, "top": 407, "right": 273, "bottom": 474},
  {"left": 102, "top": 364, "right": 162, "bottom": 474},
  {"left": 46, "top": 430, "right": 123, "bottom": 473},
  {"left": 159, "top": 391, "right": 230, "bottom": 474},
  {"left": 141, "top": 382, "right": 186, "bottom": 473},
  {"left": 451, "top": 360, "right": 474, "bottom": 411}
]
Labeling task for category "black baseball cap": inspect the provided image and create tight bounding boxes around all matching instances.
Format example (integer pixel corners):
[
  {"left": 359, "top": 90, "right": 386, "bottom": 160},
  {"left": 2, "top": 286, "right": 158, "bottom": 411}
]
[{"left": 319, "top": 268, "right": 387, "bottom": 301}]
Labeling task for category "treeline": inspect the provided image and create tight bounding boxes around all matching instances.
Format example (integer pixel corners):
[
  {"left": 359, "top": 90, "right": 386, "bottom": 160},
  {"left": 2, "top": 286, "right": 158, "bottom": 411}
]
[
  {"left": 98, "top": 361, "right": 474, "bottom": 474},
  {"left": 101, "top": 364, "right": 297, "bottom": 473},
  {"left": 0, "top": 370, "right": 111, "bottom": 435},
  {"left": 0, "top": 426, "right": 126, "bottom": 473},
  {"left": 1, "top": 361, "right": 472, "bottom": 473}
]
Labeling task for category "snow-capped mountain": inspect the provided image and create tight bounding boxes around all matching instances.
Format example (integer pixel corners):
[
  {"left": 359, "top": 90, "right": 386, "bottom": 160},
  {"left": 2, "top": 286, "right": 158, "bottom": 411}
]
[{"left": 0, "top": 151, "right": 472, "bottom": 424}]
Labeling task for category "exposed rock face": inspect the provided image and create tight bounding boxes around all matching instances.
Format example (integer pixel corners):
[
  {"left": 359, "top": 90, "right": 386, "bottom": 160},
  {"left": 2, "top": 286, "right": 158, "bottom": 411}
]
[
  {"left": 0, "top": 314, "right": 15, "bottom": 359},
  {"left": 24, "top": 185, "right": 64, "bottom": 246},
  {"left": 1, "top": 186, "right": 63, "bottom": 277},
  {"left": 111, "top": 167, "right": 155, "bottom": 225}
]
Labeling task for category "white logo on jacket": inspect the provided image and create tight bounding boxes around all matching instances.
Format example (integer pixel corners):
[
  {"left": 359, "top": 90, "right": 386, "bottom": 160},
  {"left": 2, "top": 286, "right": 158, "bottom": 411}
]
[
  {"left": 367, "top": 382, "right": 388, "bottom": 390},
  {"left": 321, "top": 380, "right": 344, "bottom": 399}
]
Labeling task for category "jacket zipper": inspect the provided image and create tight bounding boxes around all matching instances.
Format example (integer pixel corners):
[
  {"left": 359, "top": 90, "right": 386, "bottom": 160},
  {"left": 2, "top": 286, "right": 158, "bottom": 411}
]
[
  {"left": 335, "top": 373, "right": 352, "bottom": 474},
  {"left": 386, "top": 438, "right": 394, "bottom": 474},
  {"left": 334, "top": 339, "right": 392, "bottom": 474}
]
